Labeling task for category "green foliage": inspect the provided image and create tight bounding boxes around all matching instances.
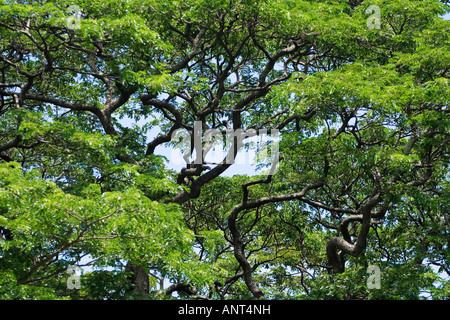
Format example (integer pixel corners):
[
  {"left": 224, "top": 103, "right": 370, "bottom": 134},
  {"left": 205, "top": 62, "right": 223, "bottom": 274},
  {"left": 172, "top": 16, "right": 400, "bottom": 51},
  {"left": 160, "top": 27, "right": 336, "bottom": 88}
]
[
  {"left": 0, "top": 0, "right": 448, "bottom": 300},
  {"left": 0, "top": 162, "right": 201, "bottom": 298}
]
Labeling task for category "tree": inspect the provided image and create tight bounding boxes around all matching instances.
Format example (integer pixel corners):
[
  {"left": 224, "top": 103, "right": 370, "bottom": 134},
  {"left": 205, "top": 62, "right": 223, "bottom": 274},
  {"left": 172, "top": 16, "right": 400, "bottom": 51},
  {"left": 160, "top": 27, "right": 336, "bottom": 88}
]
[{"left": 0, "top": 0, "right": 448, "bottom": 300}]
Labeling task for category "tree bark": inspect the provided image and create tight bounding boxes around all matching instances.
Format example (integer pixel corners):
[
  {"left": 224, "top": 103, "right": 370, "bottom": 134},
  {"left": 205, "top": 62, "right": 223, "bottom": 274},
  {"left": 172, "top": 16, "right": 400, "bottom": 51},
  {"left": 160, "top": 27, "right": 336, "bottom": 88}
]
[{"left": 126, "top": 263, "right": 149, "bottom": 295}]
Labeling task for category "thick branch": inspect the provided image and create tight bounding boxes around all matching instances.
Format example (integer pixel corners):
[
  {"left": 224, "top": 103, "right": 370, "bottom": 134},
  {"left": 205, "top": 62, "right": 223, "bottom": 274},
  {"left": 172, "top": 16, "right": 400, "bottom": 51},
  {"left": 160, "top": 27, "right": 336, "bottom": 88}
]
[
  {"left": 227, "top": 174, "right": 326, "bottom": 298},
  {"left": 0, "top": 135, "right": 21, "bottom": 153},
  {"left": 326, "top": 192, "right": 382, "bottom": 274},
  {"left": 165, "top": 283, "right": 209, "bottom": 300}
]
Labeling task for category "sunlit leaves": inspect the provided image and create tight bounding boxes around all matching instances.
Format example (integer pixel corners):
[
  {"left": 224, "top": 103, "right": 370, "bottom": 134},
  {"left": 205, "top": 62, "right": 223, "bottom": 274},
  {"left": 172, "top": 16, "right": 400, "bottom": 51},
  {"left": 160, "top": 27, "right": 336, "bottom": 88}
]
[{"left": 0, "top": 162, "right": 199, "bottom": 298}]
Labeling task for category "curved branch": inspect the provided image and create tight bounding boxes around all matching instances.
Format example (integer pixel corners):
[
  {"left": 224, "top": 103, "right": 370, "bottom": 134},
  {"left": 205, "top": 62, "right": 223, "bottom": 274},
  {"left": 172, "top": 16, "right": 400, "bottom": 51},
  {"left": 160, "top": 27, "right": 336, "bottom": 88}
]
[
  {"left": 326, "top": 192, "right": 383, "bottom": 274},
  {"left": 227, "top": 171, "right": 326, "bottom": 298},
  {"left": 0, "top": 135, "right": 21, "bottom": 153},
  {"left": 165, "top": 283, "right": 209, "bottom": 300}
]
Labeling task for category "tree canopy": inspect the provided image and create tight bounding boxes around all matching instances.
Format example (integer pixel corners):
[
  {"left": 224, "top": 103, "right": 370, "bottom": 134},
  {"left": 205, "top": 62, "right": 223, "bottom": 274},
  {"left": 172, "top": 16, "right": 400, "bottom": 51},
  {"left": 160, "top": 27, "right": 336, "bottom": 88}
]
[{"left": 0, "top": 0, "right": 449, "bottom": 300}]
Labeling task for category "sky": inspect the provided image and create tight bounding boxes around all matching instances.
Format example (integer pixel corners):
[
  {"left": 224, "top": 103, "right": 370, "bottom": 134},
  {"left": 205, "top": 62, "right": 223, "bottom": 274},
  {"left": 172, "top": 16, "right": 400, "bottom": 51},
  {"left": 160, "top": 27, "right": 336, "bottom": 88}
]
[{"left": 128, "top": 117, "right": 272, "bottom": 177}]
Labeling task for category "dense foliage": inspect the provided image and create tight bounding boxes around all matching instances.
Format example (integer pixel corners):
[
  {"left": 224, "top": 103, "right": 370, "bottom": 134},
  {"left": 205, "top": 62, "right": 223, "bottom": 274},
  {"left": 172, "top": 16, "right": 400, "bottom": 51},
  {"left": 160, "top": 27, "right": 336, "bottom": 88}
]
[{"left": 0, "top": 0, "right": 449, "bottom": 299}]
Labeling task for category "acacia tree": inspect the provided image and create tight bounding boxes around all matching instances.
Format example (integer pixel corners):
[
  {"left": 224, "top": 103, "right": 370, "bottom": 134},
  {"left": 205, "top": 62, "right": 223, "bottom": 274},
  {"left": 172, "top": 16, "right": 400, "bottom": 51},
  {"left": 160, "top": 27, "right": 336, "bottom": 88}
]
[{"left": 0, "top": 0, "right": 449, "bottom": 299}]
